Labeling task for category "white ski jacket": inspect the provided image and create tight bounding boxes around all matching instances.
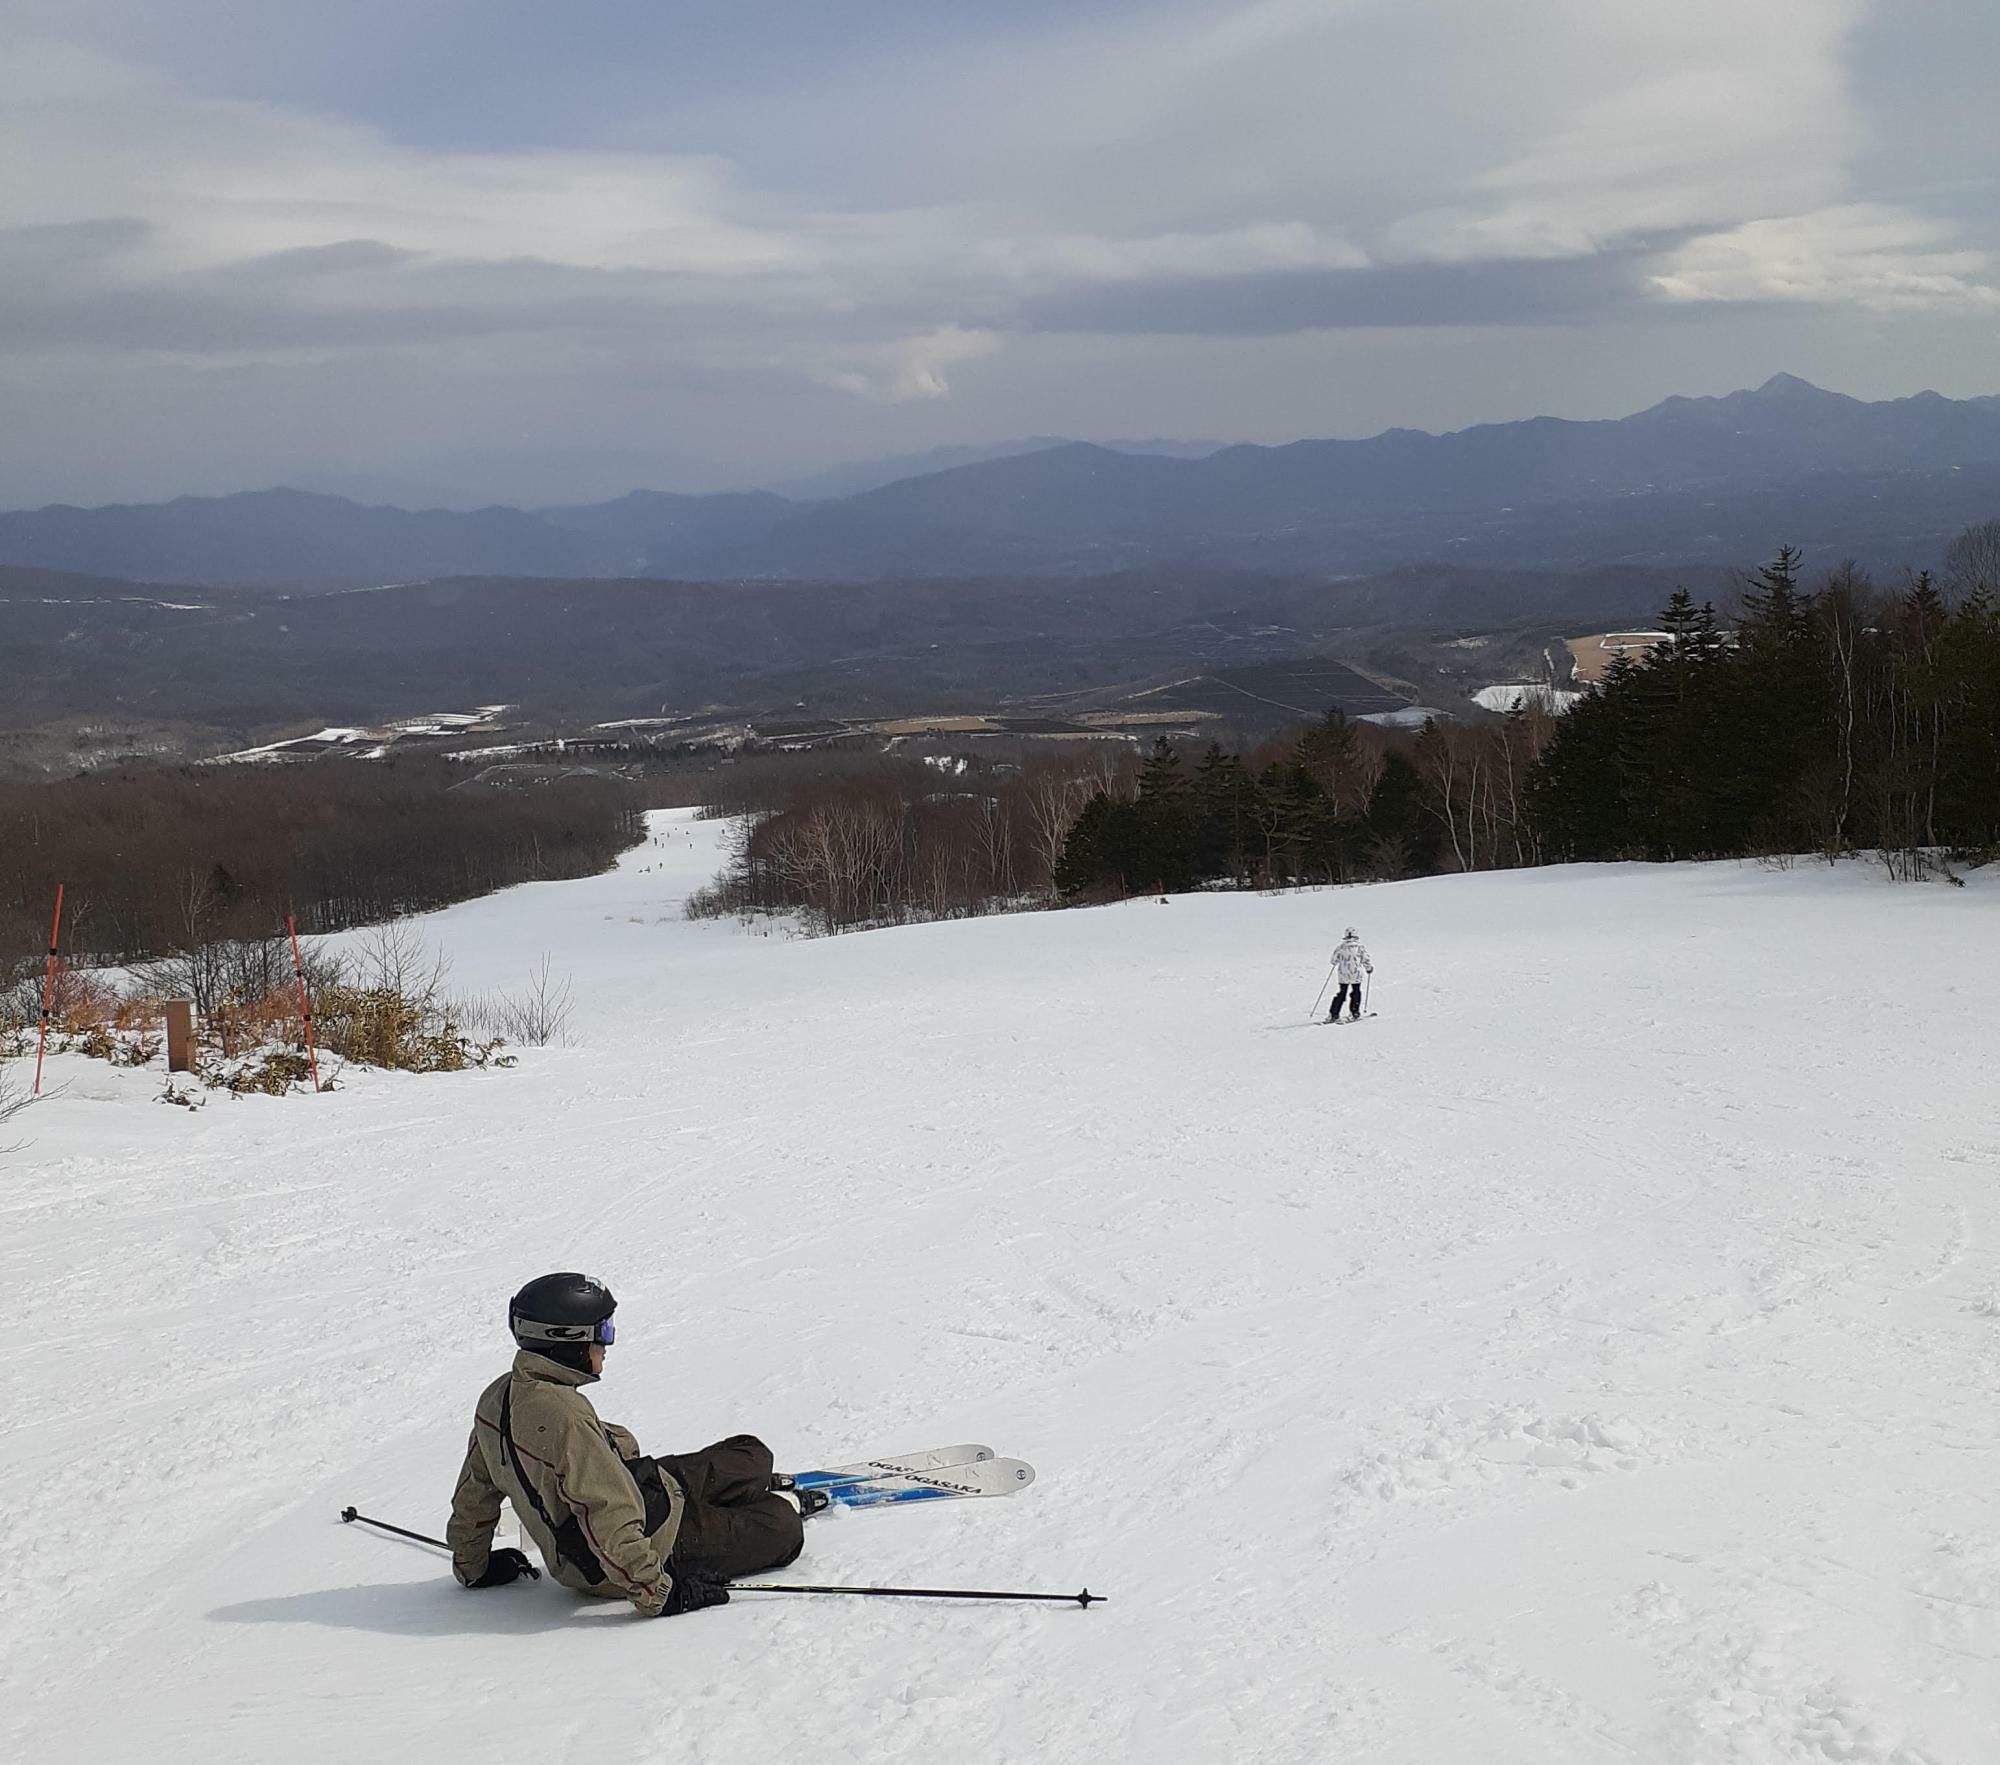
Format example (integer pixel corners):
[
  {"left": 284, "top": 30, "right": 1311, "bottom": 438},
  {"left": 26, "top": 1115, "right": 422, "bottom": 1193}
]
[{"left": 1332, "top": 937, "right": 1373, "bottom": 983}]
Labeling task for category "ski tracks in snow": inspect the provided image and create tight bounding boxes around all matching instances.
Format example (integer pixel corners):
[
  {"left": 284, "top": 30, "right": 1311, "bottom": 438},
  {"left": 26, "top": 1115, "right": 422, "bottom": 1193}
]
[{"left": 5, "top": 827, "right": 2000, "bottom": 1761}]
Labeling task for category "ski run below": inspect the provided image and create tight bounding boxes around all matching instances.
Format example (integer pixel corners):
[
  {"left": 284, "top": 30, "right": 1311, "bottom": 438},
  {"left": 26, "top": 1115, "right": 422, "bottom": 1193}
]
[{"left": 7, "top": 811, "right": 2000, "bottom": 1764}]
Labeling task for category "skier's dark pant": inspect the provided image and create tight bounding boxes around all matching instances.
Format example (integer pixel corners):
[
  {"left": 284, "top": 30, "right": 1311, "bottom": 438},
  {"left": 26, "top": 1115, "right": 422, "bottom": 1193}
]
[
  {"left": 1330, "top": 982, "right": 1364, "bottom": 1021},
  {"left": 650, "top": 1434, "right": 804, "bottom": 1581}
]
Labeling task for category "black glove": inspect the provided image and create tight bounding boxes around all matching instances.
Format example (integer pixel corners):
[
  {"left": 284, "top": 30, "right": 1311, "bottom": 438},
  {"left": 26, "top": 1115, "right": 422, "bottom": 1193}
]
[
  {"left": 659, "top": 1575, "right": 730, "bottom": 1617},
  {"left": 468, "top": 1547, "right": 539, "bottom": 1588}
]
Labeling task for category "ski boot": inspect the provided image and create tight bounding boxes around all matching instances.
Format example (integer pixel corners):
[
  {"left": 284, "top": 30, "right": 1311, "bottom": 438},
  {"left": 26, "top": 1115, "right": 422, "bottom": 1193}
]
[{"left": 771, "top": 1474, "right": 831, "bottom": 1518}]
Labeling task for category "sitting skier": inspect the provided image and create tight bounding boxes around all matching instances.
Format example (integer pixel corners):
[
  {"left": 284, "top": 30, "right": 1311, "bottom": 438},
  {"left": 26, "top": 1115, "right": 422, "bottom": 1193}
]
[
  {"left": 1328, "top": 926, "right": 1373, "bottom": 1022},
  {"left": 446, "top": 1272, "right": 823, "bottom": 1617}
]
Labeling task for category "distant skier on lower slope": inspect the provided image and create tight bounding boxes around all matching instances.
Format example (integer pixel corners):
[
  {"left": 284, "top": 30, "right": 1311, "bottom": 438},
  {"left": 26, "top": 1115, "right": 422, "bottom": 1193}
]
[
  {"left": 1328, "top": 927, "right": 1373, "bottom": 1022},
  {"left": 446, "top": 1273, "right": 822, "bottom": 1619}
]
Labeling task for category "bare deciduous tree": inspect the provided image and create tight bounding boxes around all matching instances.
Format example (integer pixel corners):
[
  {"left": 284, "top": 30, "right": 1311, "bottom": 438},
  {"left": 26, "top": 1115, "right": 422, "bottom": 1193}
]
[
  {"left": 1945, "top": 519, "right": 2000, "bottom": 598},
  {"left": 353, "top": 920, "right": 451, "bottom": 1006},
  {"left": 1025, "top": 754, "right": 1130, "bottom": 893}
]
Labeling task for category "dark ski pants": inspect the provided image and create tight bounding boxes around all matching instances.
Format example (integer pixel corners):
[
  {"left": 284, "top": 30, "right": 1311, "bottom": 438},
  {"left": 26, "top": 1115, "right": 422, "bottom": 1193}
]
[
  {"left": 653, "top": 1434, "right": 804, "bottom": 1582},
  {"left": 1330, "top": 983, "right": 1364, "bottom": 1021}
]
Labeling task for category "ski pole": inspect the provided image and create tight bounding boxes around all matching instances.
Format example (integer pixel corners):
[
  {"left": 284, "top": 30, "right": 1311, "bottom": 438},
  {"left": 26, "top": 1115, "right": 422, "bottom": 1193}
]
[
  {"left": 338, "top": 1510, "right": 1091, "bottom": 1606},
  {"left": 1363, "top": 973, "right": 1372, "bottom": 1016},
  {"left": 340, "top": 1506, "right": 450, "bottom": 1551},
  {"left": 732, "top": 1582, "right": 1103, "bottom": 1608},
  {"left": 1309, "top": 968, "right": 1332, "bottom": 1019},
  {"left": 34, "top": 883, "right": 63, "bottom": 1096},
  {"left": 337, "top": 1505, "right": 546, "bottom": 1577}
]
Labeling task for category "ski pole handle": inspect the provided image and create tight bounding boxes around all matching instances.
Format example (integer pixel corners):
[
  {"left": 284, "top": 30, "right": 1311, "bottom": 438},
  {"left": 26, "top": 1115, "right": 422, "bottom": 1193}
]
[{"left": 732, "top": 1581, "right": 1103, "bottom": 1608}]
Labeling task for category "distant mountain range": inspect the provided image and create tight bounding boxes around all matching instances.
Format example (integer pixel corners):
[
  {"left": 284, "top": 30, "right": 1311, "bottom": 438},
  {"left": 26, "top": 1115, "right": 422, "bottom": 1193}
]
[
  {"left": 764, "top": 436, "right": 1227, "bottom": 500},
  {"left": 3, "top": 377, "right": 1997, "bottom": 586}
]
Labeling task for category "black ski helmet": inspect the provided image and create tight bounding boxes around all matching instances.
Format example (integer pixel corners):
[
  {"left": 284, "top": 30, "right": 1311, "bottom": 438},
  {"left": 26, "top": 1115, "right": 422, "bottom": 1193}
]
[{"left": 509, "top": 1273, "right": 616, "bottom": 1364}]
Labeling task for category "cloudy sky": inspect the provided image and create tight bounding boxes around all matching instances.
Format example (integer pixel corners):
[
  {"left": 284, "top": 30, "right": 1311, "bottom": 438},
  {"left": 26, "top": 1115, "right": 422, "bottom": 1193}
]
[{"left": 4, "top": 0, "right": 1996, "bottom": 506}]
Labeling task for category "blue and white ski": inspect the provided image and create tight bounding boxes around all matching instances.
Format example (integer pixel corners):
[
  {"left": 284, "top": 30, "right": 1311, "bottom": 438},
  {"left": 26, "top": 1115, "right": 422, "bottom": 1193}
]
[
  {"left": 792, "top": 1444, "right": 995, "bottom": 1492},
  {"left": 828, "top": 1456, "right": 1036, "bottom": 1509}
]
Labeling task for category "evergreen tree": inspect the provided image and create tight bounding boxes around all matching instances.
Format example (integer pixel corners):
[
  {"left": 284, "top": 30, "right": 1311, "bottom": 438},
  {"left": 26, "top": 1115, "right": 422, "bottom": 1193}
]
[
  {"left": 1357, "top": 750, "right": 1437, "bottom": 877},
  {"left": 1136, "top": 738, "right": 1189, "bottom": 811},
  {"left": 1939, "top": 590, "right": 2000, "bottom": 847},
  {"left": 1624, "top": 590, "right": 1730, "bottom": 856},
  {"left": 1052, "top": 793, "right": 1132, "bottom": 898},
  {"left": 1729, "top": 547, "right": 1830, "bottom": 849},
  {"left": 1192, "top": 743, "right": 1257, "bottom": 883}
]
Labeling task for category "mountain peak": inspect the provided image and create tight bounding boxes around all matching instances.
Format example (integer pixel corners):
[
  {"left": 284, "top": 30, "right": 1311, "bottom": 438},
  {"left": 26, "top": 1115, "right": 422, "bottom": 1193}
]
[{"left": 1754, "top": 372, "right": 1837, "bottom": 401}]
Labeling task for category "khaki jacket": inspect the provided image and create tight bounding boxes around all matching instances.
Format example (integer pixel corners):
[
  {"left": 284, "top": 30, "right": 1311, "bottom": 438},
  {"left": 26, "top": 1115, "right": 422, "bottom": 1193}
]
[{"left": 447, "top": 1350, "right": 685, "bottom": 1616}]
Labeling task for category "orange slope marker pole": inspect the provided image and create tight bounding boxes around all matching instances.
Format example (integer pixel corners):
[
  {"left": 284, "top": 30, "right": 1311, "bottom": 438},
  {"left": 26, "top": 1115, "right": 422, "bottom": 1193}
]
[
  {"left": 287, "top": 914, "right": 323, "bottom": 1093},
  {"left": 33, "top": 884, "right": 63, "bottom": 1096}
]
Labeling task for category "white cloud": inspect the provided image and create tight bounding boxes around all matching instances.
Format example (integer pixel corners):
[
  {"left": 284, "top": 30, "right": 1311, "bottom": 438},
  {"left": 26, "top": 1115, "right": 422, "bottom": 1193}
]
[
  {"left": 0, "top": 1, "right": 1994, "bottom": 499},
  {"left": 815, "top": 325, "right": 1001, "bottom": 401},
  {"left": 1653, "top": 206, "right": 2000, "bottom": 312},
  {"left": 970, "top": 223, "right": 1367, "bottom": 289}
]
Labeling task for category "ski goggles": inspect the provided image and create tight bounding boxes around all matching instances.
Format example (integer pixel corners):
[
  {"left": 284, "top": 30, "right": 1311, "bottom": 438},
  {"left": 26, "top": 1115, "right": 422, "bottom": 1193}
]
[{"left": 514, "top": 1315, "right": 616, "bottom": 1346}]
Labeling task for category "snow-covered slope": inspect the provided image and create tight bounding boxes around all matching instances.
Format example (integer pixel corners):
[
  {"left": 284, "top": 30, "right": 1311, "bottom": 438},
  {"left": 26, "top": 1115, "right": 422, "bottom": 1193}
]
[{"left": 6, "top": 816, "right": 1999, "bottom": 1764}]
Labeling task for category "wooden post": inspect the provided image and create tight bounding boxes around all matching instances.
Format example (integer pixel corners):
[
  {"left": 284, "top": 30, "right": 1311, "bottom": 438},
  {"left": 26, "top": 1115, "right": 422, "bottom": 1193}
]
[{"left": 165, "top": 1001, "right": 195, "bottom": 1073}]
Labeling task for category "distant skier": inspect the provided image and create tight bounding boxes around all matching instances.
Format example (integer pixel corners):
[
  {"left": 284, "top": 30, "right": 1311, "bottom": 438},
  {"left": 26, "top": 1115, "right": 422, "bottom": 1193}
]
[
  {"left": 1328, "top": 927, "right": 1373, "bottom": 1022},
  {"left": 447, "top": 1273, "right": 823, "bottom": 1617}
]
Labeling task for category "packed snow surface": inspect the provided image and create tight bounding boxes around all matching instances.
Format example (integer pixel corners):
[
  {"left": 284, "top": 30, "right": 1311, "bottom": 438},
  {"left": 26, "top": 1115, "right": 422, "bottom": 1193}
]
[
  {"left": 1473, "top": 683, "right": 1583, "bottom": 714},
  {"left": 7, "top": 814, "right": 2000, "bottom": 1763}
]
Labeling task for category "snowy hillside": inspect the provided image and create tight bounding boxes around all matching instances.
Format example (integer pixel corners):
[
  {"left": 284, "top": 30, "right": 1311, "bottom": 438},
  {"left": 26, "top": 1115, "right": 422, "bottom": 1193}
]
[{"left": 7, "top": 815, "right": 1999, "bottom": 1764}]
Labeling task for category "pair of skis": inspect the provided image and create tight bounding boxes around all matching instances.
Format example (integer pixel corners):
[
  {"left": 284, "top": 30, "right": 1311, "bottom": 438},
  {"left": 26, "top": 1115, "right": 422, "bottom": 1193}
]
[{"left": 790, "top": 1444, "right": 1035, "bottom": 1510}]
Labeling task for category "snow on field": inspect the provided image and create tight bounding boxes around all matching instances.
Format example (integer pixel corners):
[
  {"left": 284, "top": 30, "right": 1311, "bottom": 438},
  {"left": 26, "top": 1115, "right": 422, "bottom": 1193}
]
[
  {"left": 6, "top": 814, "right": 2000, "bottom": 1763},
  {"left": 1473, "top": 683, "right": 1583, "bottom": 714}
]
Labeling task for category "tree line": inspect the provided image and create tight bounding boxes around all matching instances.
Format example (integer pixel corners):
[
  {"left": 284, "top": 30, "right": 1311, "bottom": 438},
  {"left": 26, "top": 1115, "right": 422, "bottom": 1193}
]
[
  {"left": 693, "top": 527, "right": 2000, "bottom": 933},
  {"left": 688, "top": 749, "right": 1134, "bottom": 933},
  {"left": 1052, "top": 709, "right": 1559, "bottom": 898},
  {"left": 688, "top": 707, "right": 1564, "bottom": 931},
  {"left": 1529, "top": 531, "right": 2000, "bottom": 869},
  {"left": 0, "top": 760, "right": 643, "bottom": 983}
]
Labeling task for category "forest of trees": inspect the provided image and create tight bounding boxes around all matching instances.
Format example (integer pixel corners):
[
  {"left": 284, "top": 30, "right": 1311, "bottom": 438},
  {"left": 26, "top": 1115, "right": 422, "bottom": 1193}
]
[
  {"left": 0, "top": 760, "right": 643, "bottom": 983},
  {"left": 697, "top": 528, "right": 2000, "bottom": 932},
  {"left": 688, "top": 707, "right": 1560, "bottom": 930},
  {"left": 1051, "top": 710, "right": 1559, "bottom": 898},
  {"left": 1068, "top": 535, "right": 2000, "bottom": 895},
  {"left": 1530, "top": 536, "right": 2000, "bottom": 869},
  {"left": 688, "top": 749, "right": 1133, "bottom": 933}
]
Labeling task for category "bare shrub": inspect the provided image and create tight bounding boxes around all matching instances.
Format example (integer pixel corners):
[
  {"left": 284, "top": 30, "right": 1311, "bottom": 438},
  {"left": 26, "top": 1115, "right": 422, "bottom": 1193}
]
[
  {"left": 350, "top": 920, "right": 451, "bottom": 1003},
  {"left": 0, "top": 1058, "right": 27, "bottom": 1154},
  {"left": 305, "top": 926, "right": 504, "bottom": 1071},
  {"left": 0, "top": 969, "right": 37, "bottom": 1039},
  {"left": 220, "top": 1049, "right": 318, "bottom": 1095},
  {"left": 455, "top": 956, "right": 575, "bottom": 1048},
  {"left": 311, "top": 983, "right": 496, "bottom": 1072},
  {"left": 1877, "top": 846, "right": 1959, "bottom": 885}
]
